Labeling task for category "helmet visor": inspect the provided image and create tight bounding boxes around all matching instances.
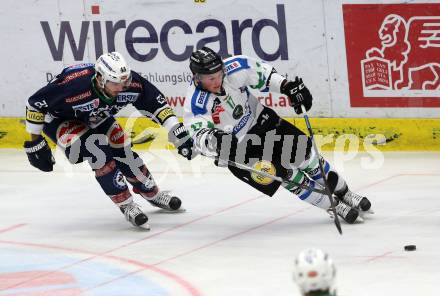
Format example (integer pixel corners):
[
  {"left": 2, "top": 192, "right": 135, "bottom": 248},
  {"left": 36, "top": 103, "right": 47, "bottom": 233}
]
[{"left": 106, "top": 72, "right": 132, "bottom": 90}]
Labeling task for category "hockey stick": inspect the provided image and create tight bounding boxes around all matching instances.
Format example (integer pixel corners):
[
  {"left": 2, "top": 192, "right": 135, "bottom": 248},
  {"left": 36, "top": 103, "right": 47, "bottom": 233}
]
[
  {"left": 202, "top": 153, "right": 327, "bottom": 195},
  {"left": 300, "top": 105, "right": 342, "bottom": 235}
]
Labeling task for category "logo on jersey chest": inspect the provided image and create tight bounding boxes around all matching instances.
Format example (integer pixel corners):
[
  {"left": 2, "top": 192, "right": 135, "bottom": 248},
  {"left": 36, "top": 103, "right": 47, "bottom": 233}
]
[
  {"left": 196, "top": 91, "right": 209, "bottom": 108},
  {"left": 72, "top": 98, "right": 99, "bottom": 113},
  {"left": 222, "top": 94, "right": 244, "bottom": 119},
  {"left": 88, "top": 104, "right": 122, "bottom": 127},
  {"left": 232, "top": 104, "right": 252, "bottom": 134},
  {"left": 212, "top": 105, "right": 225, "bottom": 124},
  {"left": 232, "top": 105, "right": 244, "bottom": 119},
  {"left": 116, "top": 92, "right": 139, "bottom": 103}
]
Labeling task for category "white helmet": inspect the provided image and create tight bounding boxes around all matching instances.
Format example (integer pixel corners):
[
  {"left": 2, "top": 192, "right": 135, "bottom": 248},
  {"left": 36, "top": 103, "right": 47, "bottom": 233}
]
[
  {"left": 293, "top": 248, "right": 336, "bottom": 294},
  {"left": 95, "top": 52, "right": 131, "bottom": 88}
]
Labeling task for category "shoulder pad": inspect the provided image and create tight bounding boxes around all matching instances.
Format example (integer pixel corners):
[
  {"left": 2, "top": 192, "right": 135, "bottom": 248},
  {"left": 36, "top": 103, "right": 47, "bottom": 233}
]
[
  {"left": 63, "top": 63, "right": 95, "bottom": 74},
  {"left": 56, "top": 67, "right": 94, "bottom": 85},
  {"left": 127, "top": 71, "right": 145, "bottom": 89},
  {"left": 191, "top": 87, "right": 210, "bottom": 116},
  {"left": 224, "top": 57, "right": 250, "bottom": 76}
]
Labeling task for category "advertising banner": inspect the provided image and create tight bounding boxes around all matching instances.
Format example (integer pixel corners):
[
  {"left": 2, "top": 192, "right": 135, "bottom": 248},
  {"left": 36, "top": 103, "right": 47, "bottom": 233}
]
[
  {"left": 1, "top": 0, "right": 439, "bottom": 118},
  {"left": 343, "top": 3, "right": 440, "bottom": 107},
  {"left": 0, "top": 1, "right": 331, "bottom": 117}
]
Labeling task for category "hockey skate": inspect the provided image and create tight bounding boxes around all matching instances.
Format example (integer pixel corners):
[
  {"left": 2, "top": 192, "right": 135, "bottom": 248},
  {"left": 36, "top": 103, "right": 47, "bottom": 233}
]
[
  {"left": 337, "top": 188, "right": 373, "bottom": 214},
  {"left": 120, "top": 202, "right": 150, "bottom": 229},
  {"left": 329, "top": 201, "right": 361, "bottom": 224},
  {"left": 147, "top": 191, "right": 185, "bottom": 212}
]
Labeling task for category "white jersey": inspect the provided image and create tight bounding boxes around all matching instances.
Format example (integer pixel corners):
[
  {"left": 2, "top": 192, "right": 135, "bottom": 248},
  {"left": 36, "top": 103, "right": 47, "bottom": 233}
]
[{"left": 183, "top": 55, "right": 286, "bottom": 155}]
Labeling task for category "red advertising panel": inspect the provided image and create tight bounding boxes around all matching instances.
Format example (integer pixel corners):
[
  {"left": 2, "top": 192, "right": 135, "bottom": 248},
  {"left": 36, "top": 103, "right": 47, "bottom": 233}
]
[{"left": 343, "top": 4, "right": 440, "bottom": 107}]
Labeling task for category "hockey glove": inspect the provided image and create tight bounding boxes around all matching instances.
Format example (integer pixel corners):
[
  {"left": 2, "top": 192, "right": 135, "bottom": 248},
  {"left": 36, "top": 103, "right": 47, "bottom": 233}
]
[
  {"left": 23, "top": 135, "right": 55, "bottom": 172},
  {"left": 281, "top": 77, "right": 313, "bottom": 115},
  {"left": 168, "top": 123, "right": 194, "bottom": 160}
]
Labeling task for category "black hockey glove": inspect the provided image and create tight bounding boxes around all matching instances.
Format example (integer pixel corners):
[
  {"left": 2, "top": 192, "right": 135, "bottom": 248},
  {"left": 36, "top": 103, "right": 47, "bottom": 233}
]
[
  {"left": 23, "top": 135, "right": 55, "bottom": 172},
  {"left": 168, "top": 123, "right": 194, "bottom": 160},
  {"left": 281, "top": 77, "right": 313, "bottom": 115},
  {"left": 205, "top": 128, "right": 236, "bottom": 167}
]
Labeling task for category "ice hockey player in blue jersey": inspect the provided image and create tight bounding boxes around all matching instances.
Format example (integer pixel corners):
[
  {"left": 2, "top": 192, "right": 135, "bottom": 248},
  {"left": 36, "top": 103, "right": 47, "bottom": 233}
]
[
  {"left": 183, "top": 47, "right": 372, "bottom": 224},
  {"left": 24, "top": 52, "right": 194, "bottom": 229}
]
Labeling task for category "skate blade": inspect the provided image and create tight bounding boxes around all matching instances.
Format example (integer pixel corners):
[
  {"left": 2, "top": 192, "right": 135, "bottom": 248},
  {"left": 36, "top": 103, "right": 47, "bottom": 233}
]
[
  {"left": 154, "top": 207, "right": 187, "bottom": 214},
  {"left": 137, "top": 222, "right": 151, "bottom": 230},
  {"left": 359, "top": 209, "right": 374, "bottom": 219},
  {"left": 356, "top": 215, "right": 365, "bottom": 223},
  {"left": 328, "top": 214, "right": 364, "bottom": 224}
]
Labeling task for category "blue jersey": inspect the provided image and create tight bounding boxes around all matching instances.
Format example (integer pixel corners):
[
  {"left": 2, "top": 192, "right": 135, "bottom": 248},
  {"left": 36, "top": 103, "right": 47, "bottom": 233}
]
[{"left": 26, "top": 64, "right": 178, "bottom": 134}]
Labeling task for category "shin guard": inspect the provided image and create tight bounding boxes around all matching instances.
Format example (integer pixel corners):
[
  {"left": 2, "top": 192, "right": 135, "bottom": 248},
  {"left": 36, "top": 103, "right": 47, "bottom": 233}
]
[
  {"left": 95, "top": 160, "right": 133, "bottom": 207},
  {"left": 121, "top": 164, "right": 159, "bottom": 199}
]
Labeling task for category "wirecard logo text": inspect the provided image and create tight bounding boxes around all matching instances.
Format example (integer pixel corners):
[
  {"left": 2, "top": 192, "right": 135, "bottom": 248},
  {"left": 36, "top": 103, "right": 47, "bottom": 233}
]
[{"left": 41, "top": 4, "right": 288, "bottom": 62}]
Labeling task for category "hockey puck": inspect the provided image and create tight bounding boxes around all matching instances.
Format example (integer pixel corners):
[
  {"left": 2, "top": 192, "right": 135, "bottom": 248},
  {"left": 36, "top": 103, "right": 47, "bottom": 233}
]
[{"left": 404, "top": 245, "right": 416, "bottom": 251}]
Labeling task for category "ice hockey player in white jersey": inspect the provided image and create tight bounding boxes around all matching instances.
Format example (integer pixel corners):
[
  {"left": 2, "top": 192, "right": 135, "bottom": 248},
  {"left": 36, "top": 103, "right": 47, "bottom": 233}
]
[
  {"left": 183, "top": 47, "right": 372, "bottom": 223},
  {"left": 293, "top": 248, "right": 337, "bottom": 296}
]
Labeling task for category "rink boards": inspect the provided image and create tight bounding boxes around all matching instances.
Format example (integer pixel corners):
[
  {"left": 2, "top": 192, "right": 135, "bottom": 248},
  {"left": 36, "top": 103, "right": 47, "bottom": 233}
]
[{"left": 1, "top": 117, "right": 439, "bottom": 151}]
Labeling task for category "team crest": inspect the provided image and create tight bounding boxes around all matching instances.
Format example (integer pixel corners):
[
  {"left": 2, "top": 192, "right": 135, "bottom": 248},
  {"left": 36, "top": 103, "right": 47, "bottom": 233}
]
[
  {"left": 113, "top": 171, "right": 127, "bottom": 190},
  {"left": 232, "top": 105, "right": 244, "bottom": 119}
]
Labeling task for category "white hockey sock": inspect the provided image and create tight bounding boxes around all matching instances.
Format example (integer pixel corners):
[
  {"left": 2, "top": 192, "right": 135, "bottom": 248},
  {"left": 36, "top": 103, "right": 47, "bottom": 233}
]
[
  {"left": 282, "top": 170, "right": 331, "bottom": 210},
  {"left": 297, "top": 150, "right": 347, "bottom": 193}
]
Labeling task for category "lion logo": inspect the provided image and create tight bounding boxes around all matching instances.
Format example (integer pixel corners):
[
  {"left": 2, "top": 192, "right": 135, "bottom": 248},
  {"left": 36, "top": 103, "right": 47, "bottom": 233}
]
[{"left": 361, "top": 14, "right": 440, "bottom": 96}]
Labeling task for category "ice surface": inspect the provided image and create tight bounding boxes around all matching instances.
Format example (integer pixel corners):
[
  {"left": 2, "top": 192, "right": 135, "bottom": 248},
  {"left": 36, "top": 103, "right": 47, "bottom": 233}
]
[{"left": 1, "top": 149, "right": 439, "bottom": 296}]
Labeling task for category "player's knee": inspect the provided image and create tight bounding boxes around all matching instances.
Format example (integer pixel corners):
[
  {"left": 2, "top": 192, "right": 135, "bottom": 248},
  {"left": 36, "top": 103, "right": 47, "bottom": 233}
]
[
  {"left": 95, "top": 160, "right": 117, "bottom": 177},
  {"left": 94, "top": 160, "right": 130, "bottom": 198},
  {"left": 282, "top": 169, "right": 306, "bottom": 192},
  {"left": 126, "top": 165, "right": 158, "bottom": 198}
]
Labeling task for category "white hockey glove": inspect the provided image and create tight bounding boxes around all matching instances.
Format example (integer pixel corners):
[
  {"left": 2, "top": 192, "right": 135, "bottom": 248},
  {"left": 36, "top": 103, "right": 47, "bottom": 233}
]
[{"left": 195, "top": 128, "right": 236, "bottom": 167}]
